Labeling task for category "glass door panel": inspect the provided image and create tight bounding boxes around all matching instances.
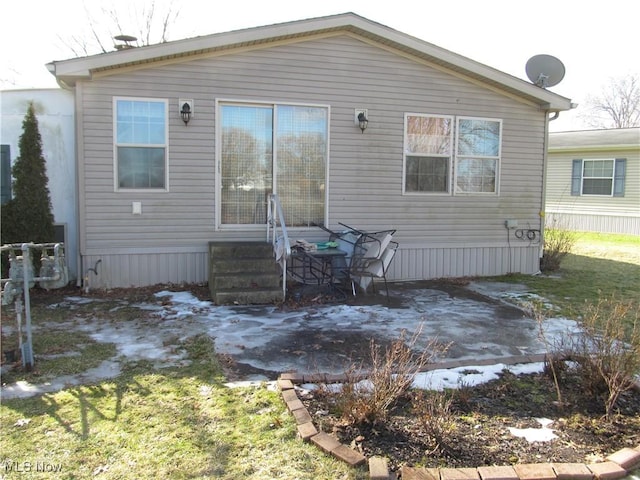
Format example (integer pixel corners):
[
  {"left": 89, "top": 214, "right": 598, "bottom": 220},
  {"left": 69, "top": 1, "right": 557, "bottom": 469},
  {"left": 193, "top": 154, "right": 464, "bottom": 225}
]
[
  {"left": 220, "top": 105, "right": 273, "bottom": 224},
  {"left": 276, "top": 106, "right": 327, "bottom": 227}
]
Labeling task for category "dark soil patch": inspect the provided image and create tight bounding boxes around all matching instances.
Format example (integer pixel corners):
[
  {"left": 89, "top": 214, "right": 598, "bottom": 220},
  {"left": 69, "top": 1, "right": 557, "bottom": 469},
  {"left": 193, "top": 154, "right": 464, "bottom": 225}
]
[{"left": 302, "top": 367, "right": 640, "bottom": 470}]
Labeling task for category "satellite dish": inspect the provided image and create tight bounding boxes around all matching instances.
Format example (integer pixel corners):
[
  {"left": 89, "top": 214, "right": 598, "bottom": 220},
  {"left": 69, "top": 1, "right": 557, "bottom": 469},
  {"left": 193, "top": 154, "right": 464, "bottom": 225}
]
[{"left": 526, "top": 54, "right": 565, "bottom": 89}]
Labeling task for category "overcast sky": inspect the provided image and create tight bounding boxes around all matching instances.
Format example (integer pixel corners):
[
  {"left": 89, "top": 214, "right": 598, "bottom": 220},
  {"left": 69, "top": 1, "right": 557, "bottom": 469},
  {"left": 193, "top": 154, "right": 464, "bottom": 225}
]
[{"left": 2, "top": 0, "right": 639, "bottom": 132}]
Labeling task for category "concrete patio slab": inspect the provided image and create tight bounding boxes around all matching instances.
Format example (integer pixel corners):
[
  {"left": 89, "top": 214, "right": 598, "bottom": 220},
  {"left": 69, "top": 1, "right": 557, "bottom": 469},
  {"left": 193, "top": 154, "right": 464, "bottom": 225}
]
[{"left": 1, "top": 280, "right": 582, "bottom": 399}]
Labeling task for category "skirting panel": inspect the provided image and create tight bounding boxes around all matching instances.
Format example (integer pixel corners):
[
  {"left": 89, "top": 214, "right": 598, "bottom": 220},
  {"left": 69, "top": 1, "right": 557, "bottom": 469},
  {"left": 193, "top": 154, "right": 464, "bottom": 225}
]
[
  {"left": 546, "top": 212, "right": 640, "bottom": 236},
  {"left": 388, "top": 244, "right": 541, "bottom": 281},
  {"left": 81, "top": 251, "right": 209, "bottom": 289},
  {"left": 82, "top": 244, "right": 541, "bottom": 289}
]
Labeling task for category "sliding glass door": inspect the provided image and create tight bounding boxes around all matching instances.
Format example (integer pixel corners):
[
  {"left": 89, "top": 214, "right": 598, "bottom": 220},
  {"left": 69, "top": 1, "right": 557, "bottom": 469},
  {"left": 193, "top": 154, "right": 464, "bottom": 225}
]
[{"left": 219, "top": 103, "right": 328, "bottom": 227}]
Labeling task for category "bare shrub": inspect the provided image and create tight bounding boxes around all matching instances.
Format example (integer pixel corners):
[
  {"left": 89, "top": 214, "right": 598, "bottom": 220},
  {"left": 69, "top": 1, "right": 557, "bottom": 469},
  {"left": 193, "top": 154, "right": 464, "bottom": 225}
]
[
  {"left": 452, "top": 378, "right": 474, "bottom": 412},
  {"left": 332, "top": 327, "right": 448, "bottom": 425},
  {"left": 413, "top": 390, "right": 455, "bottom": 453},
  {"left": 523, "top": 300, "right": 566, "bottom": 406},
  {"left": 540, "top": 226, "right": 577, "bottom": 272},
  {"left": 570, "top": 296, "right": 640, "bottom": 419}
]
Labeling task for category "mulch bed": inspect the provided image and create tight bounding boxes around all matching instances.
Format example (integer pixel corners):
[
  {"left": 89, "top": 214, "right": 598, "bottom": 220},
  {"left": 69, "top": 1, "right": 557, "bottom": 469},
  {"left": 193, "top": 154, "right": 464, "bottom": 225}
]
[{"left": 300, "top": 367, "right": 640, "bottom": 471}]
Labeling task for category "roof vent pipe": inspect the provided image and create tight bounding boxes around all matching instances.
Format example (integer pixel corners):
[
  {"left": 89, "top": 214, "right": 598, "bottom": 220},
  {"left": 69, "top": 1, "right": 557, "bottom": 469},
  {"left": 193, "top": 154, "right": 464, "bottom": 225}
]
[{"left": 114, "top": 35, "right": 138, "bottom": 51}]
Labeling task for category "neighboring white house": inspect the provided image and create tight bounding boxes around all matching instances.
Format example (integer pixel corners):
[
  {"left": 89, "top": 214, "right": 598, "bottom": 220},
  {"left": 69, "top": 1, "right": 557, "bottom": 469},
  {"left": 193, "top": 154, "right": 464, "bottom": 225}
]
[
  {"left": 0, "top": 88, "right": 78, "bottom": 282},
  {"left": 546, "top": 128, "right": 640, "bottom": 235},
  {"left": 45, "top": 13, "right": 573, "bottom": 289}
]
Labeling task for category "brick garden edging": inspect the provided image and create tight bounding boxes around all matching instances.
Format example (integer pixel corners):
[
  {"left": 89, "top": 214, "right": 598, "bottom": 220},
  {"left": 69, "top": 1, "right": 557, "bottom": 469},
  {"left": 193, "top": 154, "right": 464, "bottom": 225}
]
[{"left": 277, "top": 355, "right": 640, "bottom": 480}]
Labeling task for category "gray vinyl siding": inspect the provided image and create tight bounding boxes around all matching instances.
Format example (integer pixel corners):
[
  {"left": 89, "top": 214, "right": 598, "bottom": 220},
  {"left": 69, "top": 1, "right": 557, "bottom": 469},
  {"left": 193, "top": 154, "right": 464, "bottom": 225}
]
[
  {"left": 77, "top": 34, "right": 547, "bottom": 287},
  {"left": 545, "top": 145, "right": 640, "bottom": 234}
]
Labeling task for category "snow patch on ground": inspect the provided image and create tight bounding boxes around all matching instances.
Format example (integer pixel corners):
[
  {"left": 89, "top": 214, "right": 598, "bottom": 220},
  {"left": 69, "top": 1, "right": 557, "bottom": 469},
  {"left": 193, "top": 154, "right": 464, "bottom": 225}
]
[
  {"left": 413, "top": 362, "right": 546, "bottom": 390},
  {"left": 293, "top": 362, "right": 547, "bottom": 395},
  {"left": 2, "top": 283, "right": 584, "bottom": 399},
  {"left": 2, "top": 360, "right": 121, "bottom": 400},
  {"left": 508, "top": 418, "right": 558, "bottom": 442}
]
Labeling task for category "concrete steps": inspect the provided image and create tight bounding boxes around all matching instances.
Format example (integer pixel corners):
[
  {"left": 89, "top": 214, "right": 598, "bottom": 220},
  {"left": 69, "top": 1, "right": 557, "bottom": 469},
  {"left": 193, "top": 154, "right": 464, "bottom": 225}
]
[{"left": 208, "top": 241, "right": 283, "bottom": 305}]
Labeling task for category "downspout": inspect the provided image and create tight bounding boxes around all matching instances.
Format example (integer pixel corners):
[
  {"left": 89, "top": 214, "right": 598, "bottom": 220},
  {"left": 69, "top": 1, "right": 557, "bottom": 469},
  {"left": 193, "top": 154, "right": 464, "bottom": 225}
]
[
  {"left": 539, "top": 109, "right": 563, "bottom": 271},
  {"left": 539, "top": 111, "right": 556, "bottom": 272}
]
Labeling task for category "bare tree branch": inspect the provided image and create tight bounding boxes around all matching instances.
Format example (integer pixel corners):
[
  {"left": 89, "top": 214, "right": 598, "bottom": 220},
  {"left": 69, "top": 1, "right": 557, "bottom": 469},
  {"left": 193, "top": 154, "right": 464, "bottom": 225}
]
[
  {"left": 159, "top": 3, "right": 179, "bottom": 43},
  {"left": 581, "top": 74, "right": 640, "bottom": 128},
  {"left": 57, "top": 0, "right": 180, "bottom": 58}
]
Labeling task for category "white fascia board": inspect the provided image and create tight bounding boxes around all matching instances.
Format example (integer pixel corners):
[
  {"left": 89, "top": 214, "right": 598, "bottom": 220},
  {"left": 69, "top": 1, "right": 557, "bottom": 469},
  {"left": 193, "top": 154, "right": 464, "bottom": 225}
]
[{"left": 549, "top": 144, "right": 640, "bottom": 153}]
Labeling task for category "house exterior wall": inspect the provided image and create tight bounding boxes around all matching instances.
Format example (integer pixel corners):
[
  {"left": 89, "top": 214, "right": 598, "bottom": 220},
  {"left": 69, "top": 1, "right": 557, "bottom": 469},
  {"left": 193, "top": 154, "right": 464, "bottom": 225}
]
[
  {"left": 75, "top": 34, "right": 549, "bottom": 288},
  {"left": 0, "top": 89, "right": 78, "bottom": 281},
  {"left": 545, "top": 133, "right": 640, "bottom": 235}
]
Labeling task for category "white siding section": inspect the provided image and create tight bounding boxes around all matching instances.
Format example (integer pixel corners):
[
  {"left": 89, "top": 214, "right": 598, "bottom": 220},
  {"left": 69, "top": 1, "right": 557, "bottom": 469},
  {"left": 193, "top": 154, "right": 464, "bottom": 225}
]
[
  {"left": 1, "top": 89, "right": 79, "bottom": 281},
  {"left": 546, "top": 212, "right": 640, "bottom": 235},
  {"left": 77, "top": 35, "right": 548, "bottom": 288},
  {"left": 545, "top": 145, "right": 639, "bottom": 234}
]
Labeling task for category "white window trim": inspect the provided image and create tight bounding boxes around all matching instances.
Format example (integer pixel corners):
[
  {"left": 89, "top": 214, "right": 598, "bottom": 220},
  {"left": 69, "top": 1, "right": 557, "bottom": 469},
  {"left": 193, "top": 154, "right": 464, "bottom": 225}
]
[
  {"left": 214, "top": 98, "right": 331, "bottom": 231},
  {"left": 113, "top": 96, "right": 169, "bottom": 193},
  {"left": 581, "top": 158, "right": 615, "bottom": 197},
  {"left": 453, "top": 116, "right": 502, "bottom": 196},
  {"left": 402, "top": 113, "right": 453, "bottom": 196}
]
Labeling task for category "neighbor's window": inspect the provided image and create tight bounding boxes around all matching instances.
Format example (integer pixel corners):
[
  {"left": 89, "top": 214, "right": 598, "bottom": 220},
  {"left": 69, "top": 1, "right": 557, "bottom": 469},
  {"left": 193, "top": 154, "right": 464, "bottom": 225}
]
[
  {"left": 583, "top": 159, "right": 615, "bottom": 195},
  {"left": 403, "top": 114, "right": 453, "bottom": 194},
  {"left": 455, "top": 117, "right": 501, "bottom": 194},
  {"left": 571, "top": 158, "right": 626, "bottom": 197},
  {"left": 114, "top": 98, "right": 168, "bottom": 190}
]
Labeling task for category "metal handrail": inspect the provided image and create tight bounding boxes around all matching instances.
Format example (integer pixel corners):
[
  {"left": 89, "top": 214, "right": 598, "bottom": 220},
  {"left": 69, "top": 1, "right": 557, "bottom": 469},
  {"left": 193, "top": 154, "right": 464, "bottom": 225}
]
[{"left": 266, "top": 194, "right": 291, "bottom": 298}]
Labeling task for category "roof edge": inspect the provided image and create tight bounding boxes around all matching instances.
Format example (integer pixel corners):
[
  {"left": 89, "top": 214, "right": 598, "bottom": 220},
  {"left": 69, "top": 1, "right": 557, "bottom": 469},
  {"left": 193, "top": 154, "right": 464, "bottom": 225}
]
[
  {"left": 549, "top": 144, "right": 640, "bottom": 153},
  {"left": 47, "top": 12, "right": 572, "bottom": 110}
]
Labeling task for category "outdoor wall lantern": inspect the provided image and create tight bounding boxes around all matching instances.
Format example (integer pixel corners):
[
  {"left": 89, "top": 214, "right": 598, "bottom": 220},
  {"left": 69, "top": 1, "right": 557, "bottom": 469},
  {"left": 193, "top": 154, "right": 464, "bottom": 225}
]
[
  {"left": 357, "top": 111, "right": 368, "bottom": 133},
  {"left": 179, "top": 99, "right": 193, "bottom": 125}
]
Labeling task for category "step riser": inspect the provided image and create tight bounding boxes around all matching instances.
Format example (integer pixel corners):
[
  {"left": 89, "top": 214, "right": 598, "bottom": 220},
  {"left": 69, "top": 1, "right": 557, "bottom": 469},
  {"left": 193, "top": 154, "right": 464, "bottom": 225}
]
[
  {"left": 208, "top": 241, "right": 283, "bottom": 304},
  {"left": 212, "top": 273, "right": 281, "bottom": 290},
  {"left": 209, "top": 242, "right": 274, "bottom": 258},
  {"left": 213, "top": 288, "right": 283, "bottom": 305},
  {"left": 211, "top": 258, "right": 278, "bottom": 274}
]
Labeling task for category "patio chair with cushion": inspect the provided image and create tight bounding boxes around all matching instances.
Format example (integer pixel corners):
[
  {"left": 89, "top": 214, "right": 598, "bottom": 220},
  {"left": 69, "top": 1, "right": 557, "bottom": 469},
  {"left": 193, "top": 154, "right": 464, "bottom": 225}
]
[{"left": 347, "top": 229, "right": 398, "bottom": 299}]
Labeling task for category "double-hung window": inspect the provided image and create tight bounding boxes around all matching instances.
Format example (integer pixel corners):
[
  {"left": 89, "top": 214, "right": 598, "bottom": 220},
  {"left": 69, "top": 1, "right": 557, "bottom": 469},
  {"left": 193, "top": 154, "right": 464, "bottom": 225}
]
[
  {"left": 583, "top": 160, "right": 615, "bottom": 195},
  {"left": 114, "top": 98, "right": 168, "bottom": 190},
  {"left": 403, "top": 115, "right": 502, "bottom": 195},
  {"left": 403, "top": 114, "right": 453, "bottom": 194},
  {"left": 455, "top": 117, "right": 501, "bottom": 194},
  {"left": 571, "top": 158, "right": 626, "bottom": 196}
]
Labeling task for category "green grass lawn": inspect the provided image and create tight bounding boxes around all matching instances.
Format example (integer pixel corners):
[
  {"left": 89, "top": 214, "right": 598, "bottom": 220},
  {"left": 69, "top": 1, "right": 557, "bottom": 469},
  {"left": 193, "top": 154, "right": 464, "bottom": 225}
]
[
  {"left": 1, "top": 335, "right": 367, "bottom": 479},
  {"left": 495, "top": 231, "right": 640, "bottom": 320},
  {"left": 1, "top": 231, "right": 637, "bottom": 479}
]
